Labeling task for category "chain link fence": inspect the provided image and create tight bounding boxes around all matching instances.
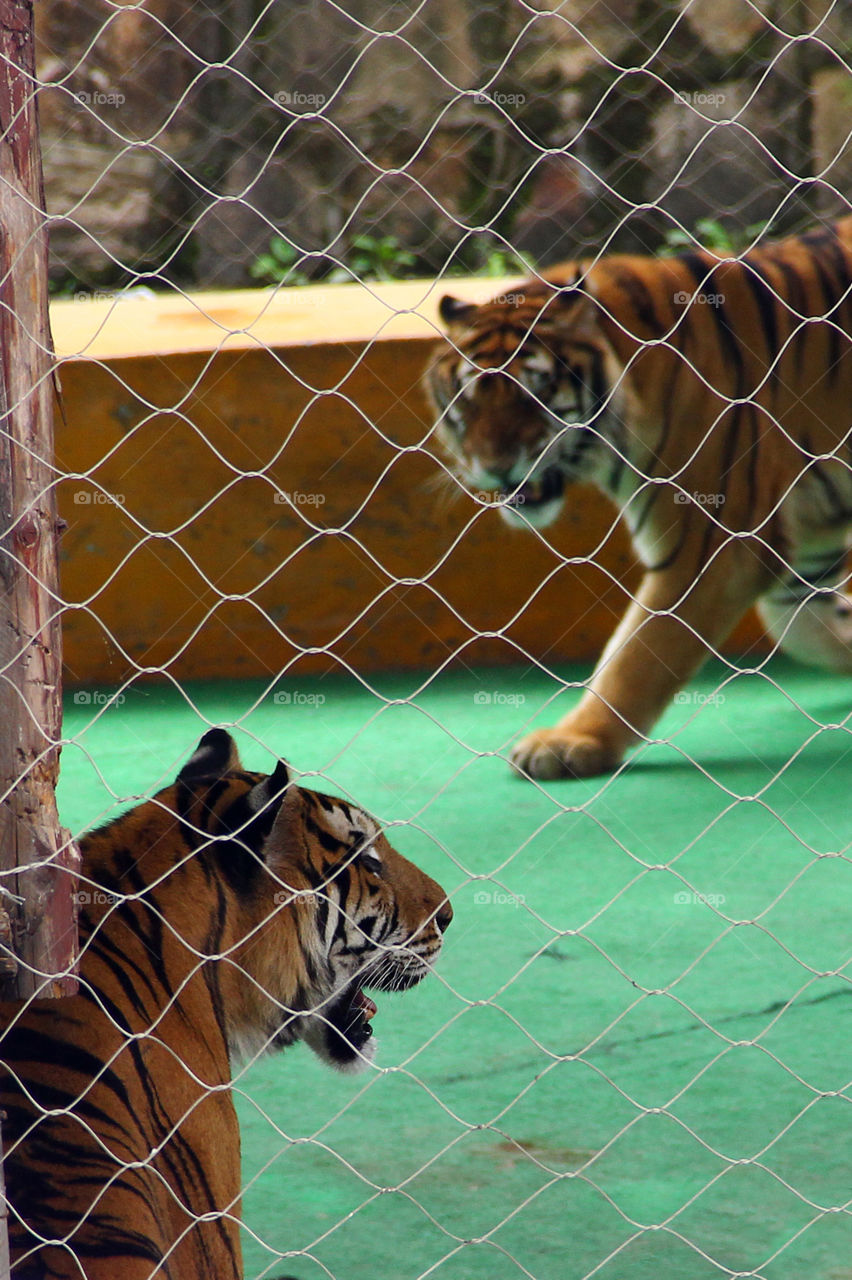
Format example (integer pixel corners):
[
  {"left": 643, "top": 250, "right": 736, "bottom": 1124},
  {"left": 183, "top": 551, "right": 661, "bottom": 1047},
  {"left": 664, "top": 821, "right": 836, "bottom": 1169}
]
[{"left": 1, "top": 1, "right": 851, "bottom": 1277}]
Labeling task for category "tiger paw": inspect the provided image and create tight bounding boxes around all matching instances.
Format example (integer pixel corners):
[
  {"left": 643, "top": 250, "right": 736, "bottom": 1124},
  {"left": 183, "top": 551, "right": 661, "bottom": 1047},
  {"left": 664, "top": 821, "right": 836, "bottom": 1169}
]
[{"left": 509, "top": 728, "right": 621, "bottom": 780}]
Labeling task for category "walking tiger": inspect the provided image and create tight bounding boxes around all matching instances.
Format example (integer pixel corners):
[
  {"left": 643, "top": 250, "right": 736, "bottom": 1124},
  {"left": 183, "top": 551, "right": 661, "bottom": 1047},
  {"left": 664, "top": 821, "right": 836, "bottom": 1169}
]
[{"left": 426, "top": 218, "right": 852, "bottom": 777}]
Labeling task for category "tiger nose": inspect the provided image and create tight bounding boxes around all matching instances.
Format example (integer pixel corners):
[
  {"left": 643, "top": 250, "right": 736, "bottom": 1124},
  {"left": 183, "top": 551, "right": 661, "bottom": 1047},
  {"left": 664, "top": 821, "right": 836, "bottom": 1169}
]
[{"left": 436, "top": 899, "right": 453, "bottom": 933}]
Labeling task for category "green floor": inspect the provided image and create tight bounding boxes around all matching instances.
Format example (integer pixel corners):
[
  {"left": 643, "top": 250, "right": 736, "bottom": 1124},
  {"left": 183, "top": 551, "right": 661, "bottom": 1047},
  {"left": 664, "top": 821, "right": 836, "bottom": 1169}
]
[{"left": 60, "top": 659, "right": 852, "bottom": 1280}]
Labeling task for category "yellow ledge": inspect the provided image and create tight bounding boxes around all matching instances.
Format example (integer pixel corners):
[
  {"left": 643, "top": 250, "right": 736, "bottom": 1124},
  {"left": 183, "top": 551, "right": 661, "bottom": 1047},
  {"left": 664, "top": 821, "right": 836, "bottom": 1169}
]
[{"left": 50, "top": 277, "right": 514, "bottom": 363}]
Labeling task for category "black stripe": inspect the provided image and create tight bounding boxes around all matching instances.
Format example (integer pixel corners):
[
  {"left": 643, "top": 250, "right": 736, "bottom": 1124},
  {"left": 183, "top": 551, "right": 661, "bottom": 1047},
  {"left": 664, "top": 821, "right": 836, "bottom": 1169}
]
[
  {"left": 1, "top": 1029, "right": 131, "bottom": 1109},
  {"left": 741, "top": 261, "right": 780, "bottom": 388},
  {"left": 764, "top": 250, "right": 810, "bottom": 376},
  {"left": 48, "top": 1229, "right": 165, "bottom": 1265},
  {"left": 607, "top": 452, "right": 626, "bottom": 493},
  {"left": 678, "top": 252, "right": 746, "bottom": 396},
  {"left": 331, "top": 868, "right": 350, "bottom": 933},
  {"left": 304, "top": 813, "right": 345, "bottom": 855},
  {"left": 117, "top": 1034, "right": 239, "bottom": 1274},
  {"left": 336, "top": 800, "right": 355, "bottom": 825},
  {"left": 298, "top": 856, "right": 329, "bottom": 890},
  {"left": 109, "top": 852, "right": 167, "bottom": 967},
  {"left": 200, "top": 877, "right": 229, "bottom": 1033},
  {"left": 697, "top": 404, "right": 744, "bottom": 567},
  {"left": 313, "top": 885, "right": 329, "bottom": 942},
  {"left": 796, "top": 547, "right": 846, "bottom": 587},
  {"left": 379, "top": 902, "right": 400, "bottom": 944},
  {"left": 746, "top": 404, "right": 760, "bottom": 532},
  {"left": 803, "top": 227, "right": 852, "bottom": 385},
  {"left": 611, "top": 268, "right": 669, "bottom": 336},
  {"left": 59, "top": 987, "right": 237, "bottom": 1273},
  {"left": 773, "top": 549, "right": 847, "bottom": 602},
  {"left": 209, "top": 792, "right": 276, "bottom": 895},
  {"left": 811, "top": 461, "right": 852, "bottom": 524},
  {"left": 588, "top": 347, "right": 608, "bottom": 418},
  {"left": 800, "top": 238, "right": 844, "bottom": 375},
  {"left": 79, "top": 931, "right": 161, "bottom": 1025},
  {"left": 803, "top": 226, "right": 852, "bottom": 303}
]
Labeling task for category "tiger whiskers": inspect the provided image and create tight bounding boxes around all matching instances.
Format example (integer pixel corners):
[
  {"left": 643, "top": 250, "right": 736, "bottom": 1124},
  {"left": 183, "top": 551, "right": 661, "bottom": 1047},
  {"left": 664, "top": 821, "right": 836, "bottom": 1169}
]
[{"left": 421, "top": 464, "right": 468, "bottom": 518}]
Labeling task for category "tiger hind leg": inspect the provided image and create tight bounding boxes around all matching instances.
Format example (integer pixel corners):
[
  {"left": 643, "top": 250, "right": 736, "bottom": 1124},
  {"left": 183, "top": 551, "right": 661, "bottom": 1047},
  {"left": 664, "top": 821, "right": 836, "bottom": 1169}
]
[{"left": 757, "top": 547, "right": 852, "bottom": 673}]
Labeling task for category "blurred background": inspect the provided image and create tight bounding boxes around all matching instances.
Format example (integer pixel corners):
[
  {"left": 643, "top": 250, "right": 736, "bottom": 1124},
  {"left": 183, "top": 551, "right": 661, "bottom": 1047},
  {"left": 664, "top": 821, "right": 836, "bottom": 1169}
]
[{"left": 37, "top": 0, "right": 852, "bottom": 294}]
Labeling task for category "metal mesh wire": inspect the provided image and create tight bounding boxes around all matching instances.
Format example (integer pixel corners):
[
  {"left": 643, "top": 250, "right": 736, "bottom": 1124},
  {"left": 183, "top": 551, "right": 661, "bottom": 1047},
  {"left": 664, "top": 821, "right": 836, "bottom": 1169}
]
[{"left": 1, "top": 0, "right": 851, "bottom": 1276}]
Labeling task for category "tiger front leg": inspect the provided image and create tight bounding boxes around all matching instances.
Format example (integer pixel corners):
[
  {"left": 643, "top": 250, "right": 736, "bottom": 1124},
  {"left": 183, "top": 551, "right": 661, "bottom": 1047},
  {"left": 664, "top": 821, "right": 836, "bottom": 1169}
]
[{"left": 510, "top": 552, "right": 767, "bottom": 780}]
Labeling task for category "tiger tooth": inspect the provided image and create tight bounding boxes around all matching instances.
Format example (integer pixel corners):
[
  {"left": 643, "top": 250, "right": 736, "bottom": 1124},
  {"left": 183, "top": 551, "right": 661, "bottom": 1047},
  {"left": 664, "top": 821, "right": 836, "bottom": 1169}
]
[{"left": 354, "top": 989, "right": 378, "bottom": 1021}]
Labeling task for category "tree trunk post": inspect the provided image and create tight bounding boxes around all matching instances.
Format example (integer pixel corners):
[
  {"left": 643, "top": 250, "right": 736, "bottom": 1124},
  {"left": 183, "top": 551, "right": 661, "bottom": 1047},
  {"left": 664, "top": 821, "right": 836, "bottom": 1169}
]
[
  {"left": 0, "top": 0, "right": 79, "bottom": 997},
  {"left": 0, "top": 9, "right": 81, "bottom": 1269}
]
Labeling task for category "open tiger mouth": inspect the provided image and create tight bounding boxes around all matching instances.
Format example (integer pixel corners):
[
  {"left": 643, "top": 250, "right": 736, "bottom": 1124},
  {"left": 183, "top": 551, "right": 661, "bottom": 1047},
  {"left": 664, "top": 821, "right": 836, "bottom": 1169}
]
[
  {"left": 323, "top": 960, "right": 432, "bottom": 1062},
  {"left": 312, "top": 962, "right": 432, "bottom": 1070},
  {"left": 327, "top": 983, "right": 378, "bottom": 1057},
  {"left": 514, "top": 466, "right": 565, "bottom": 509}
]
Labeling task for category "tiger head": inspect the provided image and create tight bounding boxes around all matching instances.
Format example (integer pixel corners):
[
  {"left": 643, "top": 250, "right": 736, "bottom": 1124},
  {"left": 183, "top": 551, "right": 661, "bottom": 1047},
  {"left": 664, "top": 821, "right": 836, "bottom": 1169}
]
[
  {"left": 425, "top": 283, "right": 627, "bottom": 528},
  {"left": 80, "top": 729, "right": 452, "bottom": 1073}
]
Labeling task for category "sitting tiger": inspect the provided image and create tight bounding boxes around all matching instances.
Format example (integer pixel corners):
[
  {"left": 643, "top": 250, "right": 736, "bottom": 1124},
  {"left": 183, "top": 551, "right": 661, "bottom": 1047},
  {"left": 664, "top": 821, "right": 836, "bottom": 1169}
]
[
  {"left": 0, "top": 729, "right": 451, "bottom": 1279},
  {"left": 426, "top": 217, "right": 852, "bottom": 778}
]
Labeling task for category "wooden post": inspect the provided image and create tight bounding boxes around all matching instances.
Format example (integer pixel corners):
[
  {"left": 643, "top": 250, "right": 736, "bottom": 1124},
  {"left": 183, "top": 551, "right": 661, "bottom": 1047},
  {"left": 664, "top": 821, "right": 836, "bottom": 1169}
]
[
  {"left": 0, "top": 11, "right": 80, "bottom": 1270},
  {"left": 0, "top": 0, "right": 79, "bottom": 1000}
]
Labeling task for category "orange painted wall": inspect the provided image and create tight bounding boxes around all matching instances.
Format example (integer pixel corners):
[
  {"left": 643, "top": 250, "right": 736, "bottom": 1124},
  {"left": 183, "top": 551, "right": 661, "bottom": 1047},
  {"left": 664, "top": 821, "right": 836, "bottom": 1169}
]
[{"left": 51, "top": 283, "right": 765, "bottom": 687}]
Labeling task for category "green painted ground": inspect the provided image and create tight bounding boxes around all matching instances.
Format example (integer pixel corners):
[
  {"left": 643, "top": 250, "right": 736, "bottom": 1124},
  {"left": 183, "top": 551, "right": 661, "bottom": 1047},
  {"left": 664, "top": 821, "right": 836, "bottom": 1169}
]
[{"left": 60, "top": 659, "right": 852, "bottom": 1280}]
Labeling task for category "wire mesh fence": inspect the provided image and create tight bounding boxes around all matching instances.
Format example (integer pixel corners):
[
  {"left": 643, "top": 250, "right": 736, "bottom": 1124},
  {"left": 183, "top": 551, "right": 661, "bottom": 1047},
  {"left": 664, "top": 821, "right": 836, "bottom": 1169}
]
[{"left": 1, "top": 0, "right": 851, "bottom": 1277}]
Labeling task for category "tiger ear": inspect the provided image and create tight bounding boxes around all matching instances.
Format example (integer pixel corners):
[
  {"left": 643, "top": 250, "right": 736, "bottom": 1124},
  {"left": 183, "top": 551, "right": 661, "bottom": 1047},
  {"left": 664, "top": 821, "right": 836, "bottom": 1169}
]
[
  {"left": 264, "top": 784, "right": 307, "bottom": 868},
  {"left": 178, "top": 728, "right": 242, "bottom": 784},
  {"left": 438, "top": 295, "right": 478, "bottom": 330},
  {"left": 246, "top": 758, "right": 291, "bottom": 816}
]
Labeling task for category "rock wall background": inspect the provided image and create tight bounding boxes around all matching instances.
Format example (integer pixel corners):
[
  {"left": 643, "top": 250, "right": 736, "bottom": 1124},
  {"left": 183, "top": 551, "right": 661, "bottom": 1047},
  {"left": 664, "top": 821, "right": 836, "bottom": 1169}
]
[{"left": 35, "top": 0, "right": 852, "bottom": 290}]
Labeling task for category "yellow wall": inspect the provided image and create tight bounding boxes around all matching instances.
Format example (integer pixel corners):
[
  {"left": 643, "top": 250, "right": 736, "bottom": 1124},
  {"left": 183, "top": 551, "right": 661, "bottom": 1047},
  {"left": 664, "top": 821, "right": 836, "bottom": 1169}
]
[{"left": 52, "top": 282, "right": 765, "bottom": 686}]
